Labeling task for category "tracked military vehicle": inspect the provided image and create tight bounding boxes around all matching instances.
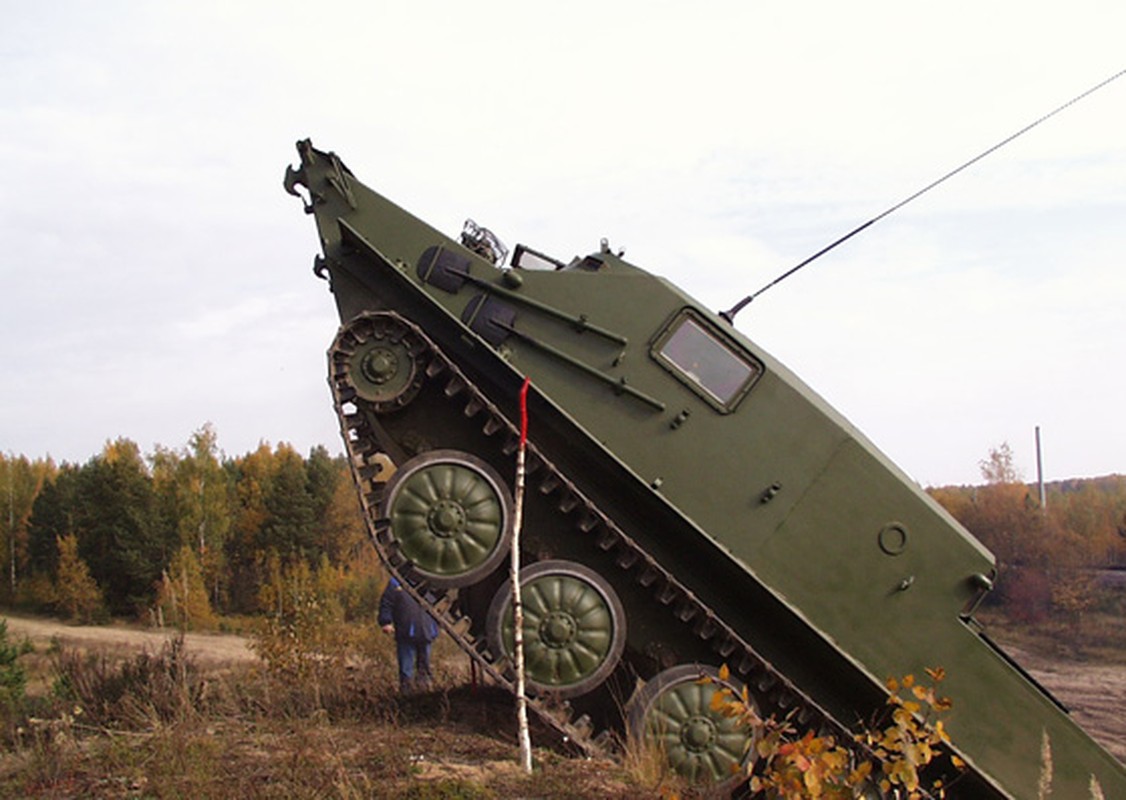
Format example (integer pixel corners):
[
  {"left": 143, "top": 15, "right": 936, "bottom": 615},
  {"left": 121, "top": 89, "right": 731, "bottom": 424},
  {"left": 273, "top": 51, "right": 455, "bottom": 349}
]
[{"left": 285, "top": 139, "right": 1126, "bottom": 798}]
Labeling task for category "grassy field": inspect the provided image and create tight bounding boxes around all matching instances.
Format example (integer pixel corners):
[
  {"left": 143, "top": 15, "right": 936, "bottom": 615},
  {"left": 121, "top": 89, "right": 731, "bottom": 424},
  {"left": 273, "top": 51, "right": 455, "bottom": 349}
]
[
  {"left": 0, "top": 611, "right": 1123, "bottom": 798},
  {"left": 0, "top": 618, "right": 661, "bottom": 799}
]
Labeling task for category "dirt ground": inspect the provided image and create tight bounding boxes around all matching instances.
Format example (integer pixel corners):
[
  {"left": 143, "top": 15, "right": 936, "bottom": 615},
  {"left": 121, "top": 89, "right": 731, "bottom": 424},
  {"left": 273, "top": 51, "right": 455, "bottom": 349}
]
[
  {"left": 1004, "top": 644, "right": 1126, "bottom": 764},
  {"left": 3, "top": 613, "right": 1123, "bottom": 766},
  {"left": 2, "top": 613, "right": 255, "bottom": 666}
]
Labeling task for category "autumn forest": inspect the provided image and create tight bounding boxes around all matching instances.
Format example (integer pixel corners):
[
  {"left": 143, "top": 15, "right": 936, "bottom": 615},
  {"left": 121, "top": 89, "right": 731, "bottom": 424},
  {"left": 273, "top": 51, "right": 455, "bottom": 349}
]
[
  {"left": 1, "top": 428, "right": 1124, "bottom": 633},
  {"left": 0, "top": 424, "right": 376, "bottom": 627}
]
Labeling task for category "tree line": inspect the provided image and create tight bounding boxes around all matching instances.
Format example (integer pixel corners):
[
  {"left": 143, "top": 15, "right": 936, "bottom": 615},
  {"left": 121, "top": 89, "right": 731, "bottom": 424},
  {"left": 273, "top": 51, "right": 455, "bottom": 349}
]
[
  {"left": 928, "top": 443, "right": 1126, "bottom": 623},
  {"left": 0, "top": 424, "right": 376, "bottom": 625},
  {"left": 2, "top": 433, "right": 1123, "bottom": 627}
]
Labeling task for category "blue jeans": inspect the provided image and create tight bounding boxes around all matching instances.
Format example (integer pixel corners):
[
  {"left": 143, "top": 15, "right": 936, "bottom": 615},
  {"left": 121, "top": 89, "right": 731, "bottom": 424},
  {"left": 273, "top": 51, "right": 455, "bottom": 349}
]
[{"left": 396, "top": 639, "right": 433, "bottom": 692}]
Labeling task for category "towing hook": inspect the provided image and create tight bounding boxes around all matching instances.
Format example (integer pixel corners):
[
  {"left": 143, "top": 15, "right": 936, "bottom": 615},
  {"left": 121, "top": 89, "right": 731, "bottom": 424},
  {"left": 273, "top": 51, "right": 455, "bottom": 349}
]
[{"left": 283, "top": 164, "right": 315, "bottom": 214}]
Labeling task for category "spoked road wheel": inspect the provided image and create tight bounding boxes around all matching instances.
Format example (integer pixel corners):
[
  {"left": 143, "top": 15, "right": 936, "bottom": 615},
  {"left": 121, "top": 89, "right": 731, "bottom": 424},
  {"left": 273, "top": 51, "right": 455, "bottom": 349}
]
[
  {"left": 487, "top": 560, "right": 626, "bottom": 698},
  {"left": 381, "top": 450, "right": 513, "bottom": 588},
  {"left": 627, "top": 664, "right": 756, "bottom": 788}
]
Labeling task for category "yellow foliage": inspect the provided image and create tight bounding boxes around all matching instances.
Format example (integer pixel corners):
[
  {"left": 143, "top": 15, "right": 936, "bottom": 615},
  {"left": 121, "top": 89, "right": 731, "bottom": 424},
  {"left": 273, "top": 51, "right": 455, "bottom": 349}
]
[
  {"left": 712, "top": 665, "right": 960, "bottom": 799},
  {"left": 156, "top": 545, "right": 217, "bottom": 631},
  {"left": 250, "top": 554, "right": 368, "bottom": 708},
  {"left": 54, "top": 534, "right": 104, "bottom": 623}
]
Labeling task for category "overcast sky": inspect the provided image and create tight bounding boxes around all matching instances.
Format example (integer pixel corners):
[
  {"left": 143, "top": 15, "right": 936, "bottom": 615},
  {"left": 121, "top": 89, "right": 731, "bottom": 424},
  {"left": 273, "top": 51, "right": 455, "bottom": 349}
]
[{"left": 2, "top": 1, "right": 1123, "bottom": 486}]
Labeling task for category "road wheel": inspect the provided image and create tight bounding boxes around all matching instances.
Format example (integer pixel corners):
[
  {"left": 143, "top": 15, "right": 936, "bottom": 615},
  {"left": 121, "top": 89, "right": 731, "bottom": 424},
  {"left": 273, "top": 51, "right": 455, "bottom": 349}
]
[
  {"left": 382, "top": 450, "right": 512, "bottom": 587},
  {"left": 626, "top": 664, "right": 755, "bottom": 787},
  {"left": 487, "top": 560, "right": 626, "bottom": 698}
]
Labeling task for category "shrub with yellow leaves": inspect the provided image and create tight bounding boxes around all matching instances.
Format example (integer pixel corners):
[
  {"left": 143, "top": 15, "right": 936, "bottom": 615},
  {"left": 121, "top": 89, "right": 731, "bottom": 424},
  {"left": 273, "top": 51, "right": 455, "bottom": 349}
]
[
  {"left": 865, "top": 668, "right": 962, "bottom": 797},
  {"left": 707, "top": 664, "right": 963, "bottom": 799}
]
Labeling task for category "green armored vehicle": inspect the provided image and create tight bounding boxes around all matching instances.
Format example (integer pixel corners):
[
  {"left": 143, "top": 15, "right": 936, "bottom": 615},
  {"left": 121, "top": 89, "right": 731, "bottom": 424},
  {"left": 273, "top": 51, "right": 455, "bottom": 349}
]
[{"left": 285, "top": 140, "right": 1125, "bottom": 798}]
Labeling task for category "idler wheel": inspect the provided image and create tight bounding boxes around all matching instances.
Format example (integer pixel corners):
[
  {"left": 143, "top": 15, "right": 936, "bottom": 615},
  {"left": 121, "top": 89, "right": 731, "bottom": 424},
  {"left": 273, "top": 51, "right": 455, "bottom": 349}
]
[
  {"left": 339, "top": 314, "right": 424, "bottom": 412},
  {"left": 486, "top": 560, "right": 625, "bottom": 698},
  {"left": 382, "top": 450, "right": 513, "bottom": 587},
  {"left": 627, "top": 664, "right": 755, "bottom": 787}
]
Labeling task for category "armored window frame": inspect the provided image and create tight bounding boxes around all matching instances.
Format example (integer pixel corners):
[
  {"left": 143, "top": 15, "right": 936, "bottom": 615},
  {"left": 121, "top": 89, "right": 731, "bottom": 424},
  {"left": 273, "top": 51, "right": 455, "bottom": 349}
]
[
  {"left": 511, "top": 244, "right": 565, "bottom": 271},
  {"left": 651, "top": 309, "right": 762, "bottom": 412}
]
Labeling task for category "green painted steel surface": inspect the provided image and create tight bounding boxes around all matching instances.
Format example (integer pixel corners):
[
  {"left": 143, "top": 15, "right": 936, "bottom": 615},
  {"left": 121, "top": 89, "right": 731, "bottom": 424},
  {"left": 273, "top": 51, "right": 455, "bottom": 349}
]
[
  {"left": 289, "top": 139, "right": 1126, "bottom": 798},
  {"left": 349, "top": 335, "right": 417, "bottom": 404},
  {"left": 490, "top": 561, "right": 625, "bottom": 695},
  {"left": 384, "top": 451, "right": 511, "bottom": 586}
]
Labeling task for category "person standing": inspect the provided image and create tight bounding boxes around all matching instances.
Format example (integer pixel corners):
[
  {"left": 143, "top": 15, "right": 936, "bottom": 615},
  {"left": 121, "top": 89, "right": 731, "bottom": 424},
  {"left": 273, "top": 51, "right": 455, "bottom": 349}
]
[{"left": 378, "top": 576, "right": 439, "bottom": 692}]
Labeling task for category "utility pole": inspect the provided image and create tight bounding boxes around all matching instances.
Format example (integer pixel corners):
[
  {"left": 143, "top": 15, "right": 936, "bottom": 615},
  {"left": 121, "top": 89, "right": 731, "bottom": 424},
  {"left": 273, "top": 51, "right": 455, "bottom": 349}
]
[
  {"left": 7, "top": 454, "right": 16, "bottom": 595},
  {"left": 199, "top": 473, "right": 206, "bottom": 556},
  {"left": 1035, "top": 426, "right": 1046, "bottom": 512}
]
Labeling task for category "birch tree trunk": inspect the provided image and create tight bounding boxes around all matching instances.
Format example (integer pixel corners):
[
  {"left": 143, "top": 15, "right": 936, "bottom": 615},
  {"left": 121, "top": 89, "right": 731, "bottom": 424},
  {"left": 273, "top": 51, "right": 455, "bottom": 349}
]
[{"left": 511, "top": 377, "right": 533, "bottom": 773}]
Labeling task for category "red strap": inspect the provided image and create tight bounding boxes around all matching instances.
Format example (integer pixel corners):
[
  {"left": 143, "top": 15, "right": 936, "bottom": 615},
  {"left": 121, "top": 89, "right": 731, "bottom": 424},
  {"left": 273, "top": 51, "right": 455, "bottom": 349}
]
[{"left": 519, "top": 377, "right": 531, "bottom": 446}]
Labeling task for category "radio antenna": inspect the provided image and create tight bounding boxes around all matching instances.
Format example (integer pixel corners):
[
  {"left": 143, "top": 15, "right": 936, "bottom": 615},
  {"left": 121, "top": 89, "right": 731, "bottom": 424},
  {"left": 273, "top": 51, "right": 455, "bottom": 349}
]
[{"left": 720, "top": 68, "right": 1126, "bottom": 324}]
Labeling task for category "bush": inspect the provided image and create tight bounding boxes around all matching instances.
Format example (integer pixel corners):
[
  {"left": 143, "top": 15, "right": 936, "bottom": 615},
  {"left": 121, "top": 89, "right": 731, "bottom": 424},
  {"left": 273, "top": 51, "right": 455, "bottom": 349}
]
[
  {"left": 155, "top": 545, "right": 217, "bottom": 631},
  {"left": 1001, "top": 568, "right": 1053, "bottom": 624},
  {"left": 54, "top": 534, "right": 106, "bottom": 623},
  {"left": 251, "top": 554, "right": 399, "bottom": 718},
  {"left": 0, "top": 619, "right": 30, "bottom": 710},
  {"left": 705, "top": 666, "right": 959, "bottom": 799},
  {"left": 51, "top": 634, "right": 205, "bottom": 728},
  {"left": 13, "top": 573, "right": 59, "bottom": 614}
]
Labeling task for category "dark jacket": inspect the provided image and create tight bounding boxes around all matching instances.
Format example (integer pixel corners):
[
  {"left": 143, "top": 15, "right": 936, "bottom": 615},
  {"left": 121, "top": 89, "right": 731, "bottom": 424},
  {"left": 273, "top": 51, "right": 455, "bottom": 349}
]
[{"left": 378, "top": 578, "right": 439, "bottom": 642}]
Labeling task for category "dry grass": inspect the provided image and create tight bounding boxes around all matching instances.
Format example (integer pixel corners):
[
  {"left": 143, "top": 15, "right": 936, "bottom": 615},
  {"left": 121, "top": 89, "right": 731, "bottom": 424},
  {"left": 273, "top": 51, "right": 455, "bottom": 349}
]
[
  {"left": 3, "top": 611, "right": 1121, "bottom": 798},
  {"left": 979, "top": 608, "right": 1126, "bottom": 662},
  {"left": 0, "top": 625, "right": 641, "bottom": 799}
]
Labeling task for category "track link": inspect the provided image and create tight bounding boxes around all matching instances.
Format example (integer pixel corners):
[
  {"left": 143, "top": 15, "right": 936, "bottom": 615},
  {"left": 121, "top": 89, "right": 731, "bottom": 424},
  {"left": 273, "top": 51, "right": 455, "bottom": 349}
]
[{"left": 328, "top": 310, "right": 874, "bottom": 766}]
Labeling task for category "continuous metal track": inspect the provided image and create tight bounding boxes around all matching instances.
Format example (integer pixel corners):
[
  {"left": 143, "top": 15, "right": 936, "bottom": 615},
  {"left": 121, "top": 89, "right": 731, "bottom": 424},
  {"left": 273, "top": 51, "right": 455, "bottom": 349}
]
[{"left": 328, "top": 310, "right": 885, "bottom": 775}]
